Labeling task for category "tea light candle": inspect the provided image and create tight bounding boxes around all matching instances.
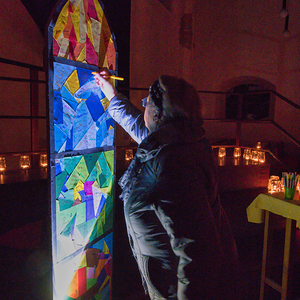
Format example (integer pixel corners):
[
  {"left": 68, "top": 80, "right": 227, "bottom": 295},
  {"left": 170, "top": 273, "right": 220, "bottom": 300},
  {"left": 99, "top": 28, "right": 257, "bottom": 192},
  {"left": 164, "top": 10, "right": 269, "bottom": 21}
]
[
  {"left": 0, "top": 157, "right": 6, "bottom": 172},
  {"left": 243, "top": 148, "right": 251, "bottom": 160},
  {"left": 251, "top": 150, "right": 259, "bottom": 162},
  {"left": 19, "top": 155, "right": 30, "bottom": 169},
  {"left": 268, "top": 175, "right": 282, "bottom": 193},
  {"left": 40, "top": 154, "right": 48, "bottom": 167},
  {"left": 218, "top": 147, "right": 226, "bottom": 157},
  {"left": 125, "top": 149, "right": 134, "bottom": 161},
  {"left": 258, "top": 151, "right": 265, "bottom": 163},
  {"left": 233, "top": 148, "right": 241, "bottom": 158}
]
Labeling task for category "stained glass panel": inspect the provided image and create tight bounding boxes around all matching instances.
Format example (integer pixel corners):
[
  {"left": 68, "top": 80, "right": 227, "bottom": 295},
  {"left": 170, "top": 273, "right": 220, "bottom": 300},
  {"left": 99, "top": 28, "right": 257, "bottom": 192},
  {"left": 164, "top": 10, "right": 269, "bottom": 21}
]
[{"left": 48, "top": 1, "right": 116, "bottom": 299}]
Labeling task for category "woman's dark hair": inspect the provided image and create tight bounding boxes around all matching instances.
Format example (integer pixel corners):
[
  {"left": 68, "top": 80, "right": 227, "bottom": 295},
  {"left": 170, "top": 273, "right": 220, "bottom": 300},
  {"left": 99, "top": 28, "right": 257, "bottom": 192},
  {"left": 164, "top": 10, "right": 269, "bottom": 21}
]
[{"left": 158, "top": 75, "right": 203, "bottom": 125}]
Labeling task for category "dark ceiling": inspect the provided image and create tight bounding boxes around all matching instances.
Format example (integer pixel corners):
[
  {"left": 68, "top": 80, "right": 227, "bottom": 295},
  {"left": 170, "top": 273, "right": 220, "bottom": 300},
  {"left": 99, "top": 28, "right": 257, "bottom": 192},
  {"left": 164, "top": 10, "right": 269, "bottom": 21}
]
[
  {"left": 20, "top": 0, "right": 130, "bottom": 37},
  {"left": 20, "top": 0, "right": 57, "bottom": 35}
]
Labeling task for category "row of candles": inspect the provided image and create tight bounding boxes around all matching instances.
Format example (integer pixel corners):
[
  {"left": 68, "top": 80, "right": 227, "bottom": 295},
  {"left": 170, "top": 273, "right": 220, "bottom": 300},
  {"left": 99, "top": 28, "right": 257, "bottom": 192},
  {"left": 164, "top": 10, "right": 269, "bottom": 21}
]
[
  {"left": 0, "top": 154, "right": 48, "bottom": 172},
  {"left": 218, "top": 147, "right": 266, "bottom": 163}
]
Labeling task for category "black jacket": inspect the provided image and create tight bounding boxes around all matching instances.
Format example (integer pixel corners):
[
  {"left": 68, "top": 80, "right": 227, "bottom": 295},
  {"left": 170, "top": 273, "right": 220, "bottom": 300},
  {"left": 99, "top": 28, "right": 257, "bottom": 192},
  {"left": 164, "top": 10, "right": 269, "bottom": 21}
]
[{"left": 109, "top": 95, "right": 239, "bottom": 299}]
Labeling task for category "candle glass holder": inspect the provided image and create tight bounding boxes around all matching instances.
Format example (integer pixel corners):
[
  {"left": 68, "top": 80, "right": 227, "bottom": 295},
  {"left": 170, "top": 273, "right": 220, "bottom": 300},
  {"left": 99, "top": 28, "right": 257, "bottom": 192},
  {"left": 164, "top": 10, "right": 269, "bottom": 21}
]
[
  {"left": 19, "top": 155, "right": 30, "bottom": 169},
  {"left": 233, "top": 148, "right": 241, "bottom": 158},
  {"left": 258, "top": 151, "right": 265, "bottom": 163},
  {"left": 218, "top": 147, "right": 226, "bottom": 157},
  {"left": 0, "top": 157, "right": 6, "bottom": 172},
  {"left": 125, "top": 149, "right": 134, "bottom": 161},
  {"left": 251, "top": 150, "right": 259, "bottom": 162},
  {"left": 40, "top": 154, "right": 48, "bottom": 167},
  {"left": 243, "top": 148, "right": 251, "bottom": 160},
  {"left": 268, "top": 175, "right": 282, "bottom": 194}
]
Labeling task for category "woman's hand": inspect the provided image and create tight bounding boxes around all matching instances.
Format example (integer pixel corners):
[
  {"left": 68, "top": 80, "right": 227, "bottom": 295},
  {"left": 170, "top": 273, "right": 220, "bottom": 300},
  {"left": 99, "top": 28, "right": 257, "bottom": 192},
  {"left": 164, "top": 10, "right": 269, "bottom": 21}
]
[{"left": 93, "top": 68, "right": 117, "bottom": 101}]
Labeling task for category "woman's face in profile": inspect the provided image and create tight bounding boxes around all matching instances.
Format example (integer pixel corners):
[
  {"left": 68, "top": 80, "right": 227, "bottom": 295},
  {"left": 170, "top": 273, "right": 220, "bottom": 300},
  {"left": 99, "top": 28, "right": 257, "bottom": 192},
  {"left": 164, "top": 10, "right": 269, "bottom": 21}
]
[{"left": 144, "top": 95, "right": 159, "bottom": 133}]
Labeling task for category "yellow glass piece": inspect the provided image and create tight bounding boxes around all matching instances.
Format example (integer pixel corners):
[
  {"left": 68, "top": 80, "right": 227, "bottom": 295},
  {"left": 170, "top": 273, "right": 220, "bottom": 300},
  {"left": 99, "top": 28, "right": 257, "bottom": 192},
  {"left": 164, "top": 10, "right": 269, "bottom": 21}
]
[
  {"left": 53, "top": 2, "right": 69, "bottom": 40},
  {"left": 74, "top": 180, "right": 84, "bottom": 201},
  {"left": 100, "top": 97, "right": 110, "bottom": 110},
  {"left": 66, "top": 70, "right": 80, "bottom": 95},
  {"left": 86, "top": 18, "right": 94, "bottom": 46},
  {"left": 103, "top": 241, "right": 110, "bottom": 255},
  {"left": 78, "top": 251, "right": 87, "bottom": 268}
]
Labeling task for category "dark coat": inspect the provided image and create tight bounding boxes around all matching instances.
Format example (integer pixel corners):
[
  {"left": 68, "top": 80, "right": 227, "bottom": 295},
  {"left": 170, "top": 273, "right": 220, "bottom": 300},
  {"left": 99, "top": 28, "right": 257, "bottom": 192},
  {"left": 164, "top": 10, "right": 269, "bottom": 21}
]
[{"left": 109, "top": 95, "right": 239, "bottom": 299}]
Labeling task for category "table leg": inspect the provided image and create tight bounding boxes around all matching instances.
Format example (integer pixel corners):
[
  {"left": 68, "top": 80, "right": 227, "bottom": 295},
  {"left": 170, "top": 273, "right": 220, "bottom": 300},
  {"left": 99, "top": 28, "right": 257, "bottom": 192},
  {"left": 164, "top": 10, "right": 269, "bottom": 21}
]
[
  {"left": 281, "top": 218, "right": 292, "bottom": 300},
  {"left": 260, "top": 210, "right": 269, "bottom": 300}
]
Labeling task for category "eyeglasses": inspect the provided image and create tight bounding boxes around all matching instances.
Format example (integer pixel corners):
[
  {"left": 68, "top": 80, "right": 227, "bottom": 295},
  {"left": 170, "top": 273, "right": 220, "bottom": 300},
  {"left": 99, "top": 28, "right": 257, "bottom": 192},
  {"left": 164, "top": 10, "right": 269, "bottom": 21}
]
[{"left": 142, "top": 97, "right": 148, "bottom": 107}]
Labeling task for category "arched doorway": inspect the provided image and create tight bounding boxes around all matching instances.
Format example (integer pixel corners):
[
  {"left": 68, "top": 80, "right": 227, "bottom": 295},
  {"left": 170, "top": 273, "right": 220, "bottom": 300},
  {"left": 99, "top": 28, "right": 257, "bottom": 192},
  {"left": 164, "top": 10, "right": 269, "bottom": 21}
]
[{"left": 220, "top": 76, "right": 276, "bottom": 121}]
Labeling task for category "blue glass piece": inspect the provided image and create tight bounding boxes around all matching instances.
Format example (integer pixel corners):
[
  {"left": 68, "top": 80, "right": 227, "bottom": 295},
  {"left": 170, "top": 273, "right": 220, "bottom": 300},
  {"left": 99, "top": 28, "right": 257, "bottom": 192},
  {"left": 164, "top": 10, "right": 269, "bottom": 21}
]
[
  {"left": 53, "top": 63, "right": 76, "bottom": 91},
  {"left": 73, "top": 101, "right": 93, "bottom": 149},
  {"left": 55, "top": 162, "right": 62, "bottom": 176},
  {"left": 54, "top": 91, "right": 63, "bottom": 124},
  {"left": 86, "top": 92, "right": 105, "bottom": 121},
  {"left": 77, "top": 68, "right": 92, "bottom": 87},
  {"left": 54, "top": 125, "right": 67, "bottom": 152},
  {"left": 106, "top": 117, "right": 114, "bottom": 129},
  {"left": 61, "top": 85, "right": 78, "bottom": 112},
  {"left": 65, "top": 132, "right": 73, "bottom": 151}
]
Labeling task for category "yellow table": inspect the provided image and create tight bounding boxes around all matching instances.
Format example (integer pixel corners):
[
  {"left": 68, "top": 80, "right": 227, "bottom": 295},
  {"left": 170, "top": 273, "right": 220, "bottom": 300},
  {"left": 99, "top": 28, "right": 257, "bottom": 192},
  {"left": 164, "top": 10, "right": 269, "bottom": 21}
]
[{"left": 247, "top": 192, "right": 300, "bottom": 300}]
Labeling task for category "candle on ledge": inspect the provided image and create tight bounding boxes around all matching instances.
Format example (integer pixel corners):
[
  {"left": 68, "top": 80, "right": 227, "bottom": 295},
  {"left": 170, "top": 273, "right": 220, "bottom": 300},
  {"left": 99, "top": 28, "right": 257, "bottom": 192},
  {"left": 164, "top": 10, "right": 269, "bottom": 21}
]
[
  {"left": 233, "top": 147, "right": 241, "bottom": 158},
  {"left": 40, "top": 154, "right": 48, "bottom": 167},
  {"left": 218, "top": 147, "right": 226, "bottom": 157},
  {"left": 19, "top": 155, "right": 30, "bottom": 169},
  {"left": 243, "top": 148, "right": 251, "bottom": 160},
  {"left": 258, "top": 151, "right": 265, "bottom": 163},
  {"left": 125, "top": 149, "right": 134, "bottom": 161},
  {"left": 0, "top": 157, "right": 6, "bottom": 172},
  {"left": 251, "top": 150, "right": 259, "bottom": 162}
]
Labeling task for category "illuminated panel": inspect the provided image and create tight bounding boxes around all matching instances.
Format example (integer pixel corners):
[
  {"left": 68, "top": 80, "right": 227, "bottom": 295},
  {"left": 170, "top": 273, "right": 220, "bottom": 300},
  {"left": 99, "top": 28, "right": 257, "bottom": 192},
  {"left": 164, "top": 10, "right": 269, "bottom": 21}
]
[
  {"left": 48, "top": 1, "right": 116, "bottom": 299},
  {"left": 53, "top": 152, "right": 114, "bottom": 299},
  {"left": 53, "top": 62, "right": 114, "bottom": 152}
]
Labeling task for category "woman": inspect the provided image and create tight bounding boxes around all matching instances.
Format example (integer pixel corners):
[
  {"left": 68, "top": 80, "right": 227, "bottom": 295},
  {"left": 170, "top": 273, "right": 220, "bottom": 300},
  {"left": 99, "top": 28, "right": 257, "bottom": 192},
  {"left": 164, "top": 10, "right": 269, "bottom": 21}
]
[{"left": 94, "top": 71, "right": 239, "bottom": 300}]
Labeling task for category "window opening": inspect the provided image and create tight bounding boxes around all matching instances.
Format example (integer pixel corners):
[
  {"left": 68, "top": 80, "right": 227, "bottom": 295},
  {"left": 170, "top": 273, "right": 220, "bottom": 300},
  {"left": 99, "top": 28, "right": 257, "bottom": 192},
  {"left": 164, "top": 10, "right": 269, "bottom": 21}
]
[{"left": 225, "top": 84, "right": 271, "bottom": 121}]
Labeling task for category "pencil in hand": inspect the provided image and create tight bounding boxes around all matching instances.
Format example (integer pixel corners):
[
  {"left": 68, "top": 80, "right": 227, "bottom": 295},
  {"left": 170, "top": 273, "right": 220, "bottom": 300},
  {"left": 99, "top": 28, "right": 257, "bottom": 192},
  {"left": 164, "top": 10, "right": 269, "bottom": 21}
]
[{"left": 92, "top": 72, "right": 124, "bottom": 81}]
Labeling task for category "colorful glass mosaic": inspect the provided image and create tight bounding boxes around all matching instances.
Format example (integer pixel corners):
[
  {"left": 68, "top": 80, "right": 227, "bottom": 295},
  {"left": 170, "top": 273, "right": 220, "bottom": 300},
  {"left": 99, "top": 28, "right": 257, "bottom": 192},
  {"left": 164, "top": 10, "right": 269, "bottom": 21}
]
[
  {"left": 53, "top": 0, "right": 116, "bottom": 69},
  {"left": 49, "top": 1, "right": 116, "bottom": 299},
  {"left": 53, "top": 62, "right": 114, "bottom": 153},
  {"left": 53, "top": 152, "right": 114, "bottom": 299}
]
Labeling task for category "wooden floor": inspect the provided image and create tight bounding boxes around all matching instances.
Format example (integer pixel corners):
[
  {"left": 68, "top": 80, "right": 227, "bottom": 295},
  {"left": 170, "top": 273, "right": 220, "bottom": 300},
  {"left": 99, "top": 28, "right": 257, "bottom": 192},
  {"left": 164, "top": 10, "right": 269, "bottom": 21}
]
[{"left": 0, "top": 181, "right": 300, "bottom": 299}]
